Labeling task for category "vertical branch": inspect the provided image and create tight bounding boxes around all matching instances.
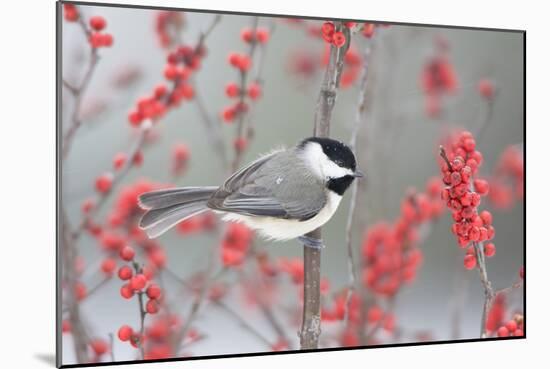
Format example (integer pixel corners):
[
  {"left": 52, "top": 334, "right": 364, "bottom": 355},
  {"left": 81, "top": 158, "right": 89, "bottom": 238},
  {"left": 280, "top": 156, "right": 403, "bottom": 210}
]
[
  {"left": 473, "top": 241, "right": 494, "bottom": 338},
  {"left": 299, "top": 22, "right": 348, "bottom": 350},
  {"left": 343, "top": 40, "right": 374, "bottom": 324}
]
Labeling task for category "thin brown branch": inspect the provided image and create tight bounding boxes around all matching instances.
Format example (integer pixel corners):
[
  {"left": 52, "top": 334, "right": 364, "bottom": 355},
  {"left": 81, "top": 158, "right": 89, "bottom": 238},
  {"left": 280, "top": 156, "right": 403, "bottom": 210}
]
[
  {"left": 300, "top": 21, "right": 347, "bottom": 350},
  {"left": 439, "top": 145, "right": 453, "bottom": 171},
  {"left": 473, "top": 241, "right": 494, "bottom": 338},
  {"left": 60, "top": 207, "right": 89, "bottom": 363},
  {"left": 343, "top": 39, "right": 374, "bottom": 325}
]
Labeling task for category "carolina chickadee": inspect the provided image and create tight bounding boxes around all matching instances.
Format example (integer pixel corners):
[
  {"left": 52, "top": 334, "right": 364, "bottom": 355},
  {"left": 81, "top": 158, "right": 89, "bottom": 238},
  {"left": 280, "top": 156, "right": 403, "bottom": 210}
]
[{"left": 138, "top": 137, "right": 363, "bottom": 248}]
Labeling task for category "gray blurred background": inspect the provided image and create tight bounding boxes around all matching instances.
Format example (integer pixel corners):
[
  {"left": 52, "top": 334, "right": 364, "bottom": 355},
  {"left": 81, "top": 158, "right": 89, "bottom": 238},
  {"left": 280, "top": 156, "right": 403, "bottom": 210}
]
[{"left": 61, "top": 4, "right": 524, "bottom": 364}]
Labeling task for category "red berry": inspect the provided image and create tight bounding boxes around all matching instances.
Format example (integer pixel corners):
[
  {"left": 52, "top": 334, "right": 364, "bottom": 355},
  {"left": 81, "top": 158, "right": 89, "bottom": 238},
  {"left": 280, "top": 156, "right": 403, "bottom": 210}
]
[
  {"left": 164, "top": 64, "right": 179, "bottom": 80},
  {"left": 95, "top": 173, "right": 113, "bottom": 193},
  {"left": 241, "top": 28, "right": 254, "bottom": 43},
  {"left": 128, "top": 110, "right": 143, "bottom": 126},
  {"left": 74, "top": 282, "right": 87, "bottom": 301},
  {"left": 474, "top": 179, "right": 490, "bottom": 196},
  {"left": 89, "top": 32, "right": 104, "bottom": 48},
  {"left": 463, "top": 254, "right": 476, "bottom": 270},
  {"left": 363, "top": 23, "right": 375, "bottom": 38},
  {"left": 130, "top": 274, "right": 147, "bottom": 290},
  {"left": 100, "top": 258, "right": 117, "bottom": 275},
  {"left": 322, "top": 22, "right": 335, "bottom": 37},
  {"left": 119, "top": 246, "right": 135, "bottom": 261},
  {"left": 479, "top": 210, "right": 493, "bottom": 225},
  {"left": 89, "top": 16, "right": 107, "bottom": 31},
  {"left": 484, "top": 243, "right": 496, "bottom": 257},
  {"left": 519, "top": 266, "right": 524, "bottom": 279},
  {"left": 118, "top": 325, "right": 133, "bottom": 341},
  {"left": 102, "top": 34, "right": 113, "bottom": 47},
  {"left": 64, "top": 4, "right": 79, "bottom": 22},
  {"left": 238, "top": 55, "right": 251, "bottom": 71},
  {"left": 225, "top": 82, "right": 240, "bottom": 98},
  {"left": 332, "top": 31, "right": 346, "bottom": 47},
  {"left": 146, "top": 299, "right": 159, "bottom": 314},
  {"left": 228, "top": 53, "right": 241, "bottom": 67},
  {"left": 505, "top": 320, "right": 517, "bottom": 332},
  {"left": 146, "top": 283, "right": 162, "bottom": 299},
  {"left": 113, "top": 153, "right": 127, "bottom": 170},
  {"left": 478, "top": 79, "right": 494, "bottom": 99},
  {"left": 154, "top": 84, "right": 168, "bottom": 99},
  {"left": 256, "top": 28, "right": 270, "bottom": 43},
  {"left": 90, "top": 338, "right": 108, "bottom": 355},
  {"left": 62, "top": 319, "right": 71, "bottom": 333},
  {"left": 222, "top": 106, "right": 236, "bottom": 123},
  {"left": 120, "top": 283, "right": 134, "bottom": 299},
  {"left": 497, "top": 326, "right": 509, "bottom": 337},
  {"left": 118, "top": 265, "right": 133, "bottom": 280},
  {"left": 247, "top": 83, "right": 261, "bottom": 100},
  {"left": 234, "top": 137, "right": 247, "bottom": 152}
]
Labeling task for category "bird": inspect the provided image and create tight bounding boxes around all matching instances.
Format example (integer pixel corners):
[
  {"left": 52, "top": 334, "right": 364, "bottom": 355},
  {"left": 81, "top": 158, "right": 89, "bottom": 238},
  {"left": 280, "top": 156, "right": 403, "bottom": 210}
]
[{"left": 137, "top": 137, "right": 363, "bottom": 248}]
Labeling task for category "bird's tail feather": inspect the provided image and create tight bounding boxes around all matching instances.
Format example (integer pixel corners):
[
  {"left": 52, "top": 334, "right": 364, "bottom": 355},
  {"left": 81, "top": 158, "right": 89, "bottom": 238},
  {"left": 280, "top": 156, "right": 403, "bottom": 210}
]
[{"left": 137, "top": 187, "right": 217, "bottom": 238}]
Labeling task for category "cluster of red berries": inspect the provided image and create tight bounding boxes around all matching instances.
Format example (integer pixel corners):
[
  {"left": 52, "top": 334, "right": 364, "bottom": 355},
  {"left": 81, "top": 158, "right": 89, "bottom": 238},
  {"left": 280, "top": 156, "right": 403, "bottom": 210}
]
[
  {"left": 155, "top": 11, "right": 185, "bottom": 48},
  {"left": 88, "top": 16, "right": 113, "bottom": 48},
  {"left": 321, "top": 22, "right": 349, "bottom": 48},
  {"left": 439, "top": 131, "right": 496, "bottom": 270},
  {"left": 496, "top": 314, "right": 524, "bottom": 337},
  {"left": 361, "top": 178, "right": 444, "bottom": 297},
  {"left": 63, "top": 4, "right": 79, "bottom": 22},
  {"left": 240, "top": 27, "right": 270, "bottom": 44},
  {"left": 128, "top": 45, "right": 204, "bottom": 127},
  {"left": 221, "top": 26, "right": 270, "bottom": 131},
  {"left": 221, "top": 223, "right": 253, "bottom": 267},
  {"left": 63, "top": 6, "right": 113, "bottom": 48},
  {"left": 489, "top": 145, "right": 524, "bottom": 209},
  {"left": 421, "top": 37, "right": 458, "bottom": 118}
]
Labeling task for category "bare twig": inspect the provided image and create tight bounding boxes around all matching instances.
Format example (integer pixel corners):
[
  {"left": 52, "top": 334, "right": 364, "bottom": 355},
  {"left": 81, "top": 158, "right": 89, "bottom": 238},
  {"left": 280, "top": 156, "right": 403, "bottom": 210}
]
[
  {"left": 194, "top": 90, "right": 228, "bottom": 170},
  {"left": 343, "top": 39, "right": 374, "bottom": 325},
  {"left": 300, "top": 21, "right": 348, "bottom": 350}
]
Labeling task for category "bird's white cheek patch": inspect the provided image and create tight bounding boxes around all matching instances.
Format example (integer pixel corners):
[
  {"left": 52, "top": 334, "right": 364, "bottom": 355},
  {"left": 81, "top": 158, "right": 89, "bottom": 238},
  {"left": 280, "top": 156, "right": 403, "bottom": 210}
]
[{"left": 302, "top": 142, "right": 354, "bottom": 179}]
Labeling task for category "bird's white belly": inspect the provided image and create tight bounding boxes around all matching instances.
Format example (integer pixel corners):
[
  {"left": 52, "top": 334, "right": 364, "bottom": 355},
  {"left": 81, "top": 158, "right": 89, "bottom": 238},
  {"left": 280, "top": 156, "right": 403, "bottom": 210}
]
[{"left": 218, "top": 192, "right": 342, "bottom": 241}]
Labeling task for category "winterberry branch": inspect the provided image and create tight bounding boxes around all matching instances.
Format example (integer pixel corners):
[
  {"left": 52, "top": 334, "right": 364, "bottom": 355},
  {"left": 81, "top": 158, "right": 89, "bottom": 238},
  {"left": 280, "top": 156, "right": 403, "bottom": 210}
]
[
  {"left": 60, "top": 208, "right": 89, "bottom": 363},
  {"left": 343, "top": 39, "right": 374, "bottom": 325},
  {"left": 62, "top": 8, "right": 101, "bottom": 159},
  {"left": 72, "top": 121, "right": 152, "bottom": 241},
  {"left": 241, "top": 21, "right": 276, "bottom": 144},
  {"left": 231, "top": 17, "right": 259, "bottom": 172},
  {"left": 300, "top": 21, "right": 348, "bottom": 350}
]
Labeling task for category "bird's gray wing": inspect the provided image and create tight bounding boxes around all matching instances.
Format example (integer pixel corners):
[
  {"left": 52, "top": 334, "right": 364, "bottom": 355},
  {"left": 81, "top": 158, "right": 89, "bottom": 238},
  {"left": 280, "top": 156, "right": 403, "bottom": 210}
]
[{"left": 209, "top": 149, "right": 326, "bottom": 220}]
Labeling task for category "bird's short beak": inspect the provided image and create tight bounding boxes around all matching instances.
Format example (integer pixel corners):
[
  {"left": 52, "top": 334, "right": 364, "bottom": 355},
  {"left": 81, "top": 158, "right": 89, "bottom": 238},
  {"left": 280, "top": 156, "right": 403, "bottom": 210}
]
[{"left": 353, "top": 170, "right": 364, "bottom": 178}]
